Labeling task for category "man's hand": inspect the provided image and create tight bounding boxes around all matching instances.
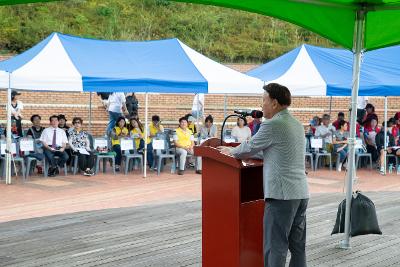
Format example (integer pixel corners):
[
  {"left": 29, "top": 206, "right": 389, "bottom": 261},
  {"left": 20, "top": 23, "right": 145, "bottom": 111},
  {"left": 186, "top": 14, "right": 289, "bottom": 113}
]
[
  {"left": 59, "top": 147, "right": 65, "bottom": 152},
  {"left": 217, "top": 146, "right": 233, "bottom": 156}
]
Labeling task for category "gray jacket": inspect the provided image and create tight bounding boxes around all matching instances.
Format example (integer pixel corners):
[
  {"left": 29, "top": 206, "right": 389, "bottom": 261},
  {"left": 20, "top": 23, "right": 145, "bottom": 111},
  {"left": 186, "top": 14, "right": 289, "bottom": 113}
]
[{"left": 231, "top": 109, "right": 309, "bottom": 200}]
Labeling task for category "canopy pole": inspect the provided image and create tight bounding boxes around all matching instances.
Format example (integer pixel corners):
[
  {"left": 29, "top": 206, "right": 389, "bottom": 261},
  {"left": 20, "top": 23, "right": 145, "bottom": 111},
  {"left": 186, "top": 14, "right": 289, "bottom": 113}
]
[
  {"left": 223, "top": 94, "right": 227, "bottom": 119},
  {"left": 329, "top": 96, "right": 333, "bottom": 117},
  {"left": 383, "top": 97, "right": 388, "bottom": 175},
  {"left": 143, "top": 93, "right": 148, "bottom": 178},
  {"left": 5, "top": 73, "right": 12, "bottom": 185},
  {"left": 89, "top": 92, "right": 92, "bottom": 133},
  {"left": 340, "top": 9, "right": 366, "bottom": 250}
]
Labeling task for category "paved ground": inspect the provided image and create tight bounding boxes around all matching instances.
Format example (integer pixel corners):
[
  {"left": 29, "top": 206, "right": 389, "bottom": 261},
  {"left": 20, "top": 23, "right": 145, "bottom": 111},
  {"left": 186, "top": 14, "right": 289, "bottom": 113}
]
[
  {"left": 1, "top": 167, "right": 400, "bottom": 223},
  {"left": 0, "top": 167, "right": 400, "bottom": 266}
]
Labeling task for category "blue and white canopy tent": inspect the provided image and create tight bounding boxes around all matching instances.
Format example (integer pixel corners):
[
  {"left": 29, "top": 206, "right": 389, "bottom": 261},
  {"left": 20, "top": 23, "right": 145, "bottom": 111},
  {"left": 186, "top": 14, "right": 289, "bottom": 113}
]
[
  {"left": 248, "top": 44, "right": 400, "bottom": 96},
  {"left": 0, "top": 33, "right": 264, "bottom": 183},
  {"left": 248, "top": 43, "right": 400, "bottom": 174}
]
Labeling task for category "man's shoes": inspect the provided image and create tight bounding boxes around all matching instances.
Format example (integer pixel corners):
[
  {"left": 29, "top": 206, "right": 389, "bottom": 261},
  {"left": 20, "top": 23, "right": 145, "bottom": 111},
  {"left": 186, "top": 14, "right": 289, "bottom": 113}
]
[
  {"left": 115, "top": 165, "right": 120, "bottom": 172},
  {"left": 178, "top": 170, "right": 184, "bottom": 175},
  {"left": 379, "top": 167, "right": 385, "bottom": 175},
  {"left": 195, "top": 170, "right": 202, "bottom": 174},
  {"left": 48, "top": 167, "right": 56, "bottom": 177},
  {"left": 55, "top": 168, "right": 60, "bottom": 175}
]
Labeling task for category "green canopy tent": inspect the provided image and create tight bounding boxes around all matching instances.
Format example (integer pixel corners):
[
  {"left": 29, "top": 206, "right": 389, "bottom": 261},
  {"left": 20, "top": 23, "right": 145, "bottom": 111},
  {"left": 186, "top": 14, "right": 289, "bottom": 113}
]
[{"left": 169, "top": 0, "right": 400, "bottom": 249}]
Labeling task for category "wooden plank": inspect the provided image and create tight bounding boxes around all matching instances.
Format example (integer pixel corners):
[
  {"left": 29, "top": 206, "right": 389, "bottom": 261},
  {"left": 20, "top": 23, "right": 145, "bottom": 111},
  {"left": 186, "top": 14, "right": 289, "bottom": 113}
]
[{"left": 0, "top": 192, "right": 400, "bottom": 267}]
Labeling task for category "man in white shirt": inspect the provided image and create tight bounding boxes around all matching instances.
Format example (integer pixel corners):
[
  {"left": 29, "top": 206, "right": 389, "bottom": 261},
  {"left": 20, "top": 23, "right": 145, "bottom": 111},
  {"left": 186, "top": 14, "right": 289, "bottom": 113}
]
[
  {"left": 106, "top": 92, "right": 128, "bottom": 135},
  {"left": 40, "top": 115, "right": 69, "bottom": 177},
  {"left": 315, "top": 114, "right": 336, "bottom": 155}
]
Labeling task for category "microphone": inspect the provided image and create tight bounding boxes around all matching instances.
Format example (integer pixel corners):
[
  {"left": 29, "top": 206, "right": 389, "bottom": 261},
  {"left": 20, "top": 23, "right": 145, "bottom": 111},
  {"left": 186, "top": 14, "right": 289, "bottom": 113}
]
[{"left": 234, "top": 109, "right": 263, "bottom": 118}]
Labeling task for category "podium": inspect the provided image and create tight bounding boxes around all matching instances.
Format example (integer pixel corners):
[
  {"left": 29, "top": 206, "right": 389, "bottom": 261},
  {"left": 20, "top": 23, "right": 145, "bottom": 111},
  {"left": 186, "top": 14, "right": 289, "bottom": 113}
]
[{"left": 194, "top": 138, "right": 264, "bottom": 267}]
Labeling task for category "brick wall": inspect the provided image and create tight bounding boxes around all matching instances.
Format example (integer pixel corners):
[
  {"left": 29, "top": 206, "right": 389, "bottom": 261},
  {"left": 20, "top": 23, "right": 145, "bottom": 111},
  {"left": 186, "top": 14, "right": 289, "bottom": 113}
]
[{"left": 1, "top": 63, "right": 399, "bottom": 136}]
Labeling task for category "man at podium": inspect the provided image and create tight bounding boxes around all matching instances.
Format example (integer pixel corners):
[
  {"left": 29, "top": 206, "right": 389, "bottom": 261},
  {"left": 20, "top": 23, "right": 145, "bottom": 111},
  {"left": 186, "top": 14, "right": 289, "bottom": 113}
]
[{"left": 219, "top": 83, "right": 309, "bottom": 267}]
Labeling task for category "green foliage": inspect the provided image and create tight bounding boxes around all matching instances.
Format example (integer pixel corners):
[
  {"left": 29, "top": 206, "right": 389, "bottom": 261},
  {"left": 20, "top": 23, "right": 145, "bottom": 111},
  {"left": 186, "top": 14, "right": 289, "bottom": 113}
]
[{"left": 0, "top": 0, "right": 337, "bottom": 62}]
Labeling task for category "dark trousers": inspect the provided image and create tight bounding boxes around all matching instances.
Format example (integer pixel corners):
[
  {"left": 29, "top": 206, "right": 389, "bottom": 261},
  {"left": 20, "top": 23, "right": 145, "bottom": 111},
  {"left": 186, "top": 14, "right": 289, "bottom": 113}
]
[
  {"left": 77, "top": 151, "right": 96, "bottom": 172},
  {"left": 264, "top": 198, "right": 308, "bottom": 267},
  {"left": 147, "top": 142, "right": 154, "bottom": 167},
  {"left": 366, "top": 144, "right": 378, "bottom": 162},
  {"left": 113, "top": 145, "right": 122, "bottom": 165},
  {"left": 43, "top": 149, "right": 69, "bottom": 169}
]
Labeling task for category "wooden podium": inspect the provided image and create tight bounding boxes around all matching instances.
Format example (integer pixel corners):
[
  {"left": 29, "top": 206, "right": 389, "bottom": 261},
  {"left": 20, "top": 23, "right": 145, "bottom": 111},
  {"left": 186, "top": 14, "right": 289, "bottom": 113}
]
[{"left": 194, "top": 138, "right": 264, "bottom": 267}]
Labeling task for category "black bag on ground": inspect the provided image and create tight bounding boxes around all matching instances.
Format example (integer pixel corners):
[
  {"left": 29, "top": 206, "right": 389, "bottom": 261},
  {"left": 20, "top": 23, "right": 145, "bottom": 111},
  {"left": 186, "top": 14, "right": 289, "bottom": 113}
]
[{"left": 331, "top": 191, "right": 382, "bottom": 237}]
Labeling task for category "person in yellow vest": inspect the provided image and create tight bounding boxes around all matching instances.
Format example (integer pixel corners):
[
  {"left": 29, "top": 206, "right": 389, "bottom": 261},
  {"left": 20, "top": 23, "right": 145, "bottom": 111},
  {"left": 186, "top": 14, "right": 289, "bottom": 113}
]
[
  {"left": 146, "top": 115, "right": 164, "bottom": 169},
  {"left": 128, "top": 117, "right": 144, "bottom": 150},
  {"left": 174, "top": 116, "right": 201, "bottom": 175},
  {"left": 111, "top": 116, "right": 129, "bottom": 172}
]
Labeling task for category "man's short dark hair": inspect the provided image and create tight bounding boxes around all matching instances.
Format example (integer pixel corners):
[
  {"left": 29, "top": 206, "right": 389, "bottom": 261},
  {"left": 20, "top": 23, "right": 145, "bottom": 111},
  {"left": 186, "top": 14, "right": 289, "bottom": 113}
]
[
  {"left": 263, "top": 83, "right": 291, "bottom": 106},
  {"left": 30, "top": 114, "right": 41, "bottom": 122},
  {"left": 338, "top": 112, "right": 345, "bottom": 117},
  {"left": 152, "top": 115, "right": 160, "bottom": 122},
  {"left": 179, "top": 117, "right": 188, "bottom": 123},
  {"left": 205, "top": 115, "right": 213, "bottom": 124},
  {"left": 49, "top": 115, "right": 59, "bottom": 122}
]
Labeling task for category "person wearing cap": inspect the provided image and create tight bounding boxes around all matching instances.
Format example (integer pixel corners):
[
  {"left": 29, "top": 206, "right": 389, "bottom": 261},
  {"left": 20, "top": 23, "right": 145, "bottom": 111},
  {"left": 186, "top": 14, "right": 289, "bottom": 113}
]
[
  {"left": 185, "top": 114, "right": 197, "bottom": 136},
  {"left": 10, "top": 90, "right": 24, "bottom": 137},
  {"left": 362, "top": 103, "right": 378, "bottom": 128}
]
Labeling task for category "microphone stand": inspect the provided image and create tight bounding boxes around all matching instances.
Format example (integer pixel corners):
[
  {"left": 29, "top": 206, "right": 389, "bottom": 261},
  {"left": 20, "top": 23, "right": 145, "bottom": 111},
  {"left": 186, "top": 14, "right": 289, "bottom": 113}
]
[{"left": 220, "top": 114, "right": 246, "bottom": 146}]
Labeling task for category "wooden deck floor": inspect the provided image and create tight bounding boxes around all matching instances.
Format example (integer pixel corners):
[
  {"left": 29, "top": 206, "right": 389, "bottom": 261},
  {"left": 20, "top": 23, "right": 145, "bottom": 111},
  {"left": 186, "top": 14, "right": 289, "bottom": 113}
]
[{"left": 1, "top": 191, "right": 400, "bottom": 267}]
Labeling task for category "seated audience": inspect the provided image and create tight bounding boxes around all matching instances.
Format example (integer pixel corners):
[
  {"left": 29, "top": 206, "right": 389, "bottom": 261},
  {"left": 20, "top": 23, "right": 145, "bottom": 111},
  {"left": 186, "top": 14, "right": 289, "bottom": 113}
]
[
  {"left": 174, "top": 117, "right": 201, "bottom": 175},
  {"left": 199, "top": 115, "right": 218, "bottom": 139},
  {"left": 315, "top": 114, "right": 335, "bottom": 154},
  {"left": 147, "top": 115, "right": 164, "bottom": 169},
  {"left": 248, "top": 111, "right": 263, "bottom": 136},
  {"left": 332, "top": 112, "right": 346, "bottom": 130},
  {"left": 185, "top": 114, "right": 197, "bottom": 136},
  {"left": 128, "top": 117, "right": 144, "bottom": 150},
  {"left": 110, "top": 117, "right": 129, "bottom": 172},
  {"left": 68, "top": 117, "right": 95, "bottom": 176},
  {"left": 309, "top": 116, "right": 321, "bottom": 135},
  {"left": 231, "top": 117, "right": 251, "bottom": 143},
  {"left": 362, "top": 103, "right": 378, "bottom": 128},
  {"left": 26, "top": 114, "right": 45, "bottom": 173},
  {"left": 364, "top": 118, "right": 380, "bottom": 163},
  {"left": 58, "top": 114, "right": 70, "bottom": 135},
  {"left": 333, "top": 120, "right": 349, "bottom": 172},
  {"left": 376, "top": 120, "right": 400, "bottom": 175},
  {"left": 40, "top": 115, "right": 69, "bottom": 177}
]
